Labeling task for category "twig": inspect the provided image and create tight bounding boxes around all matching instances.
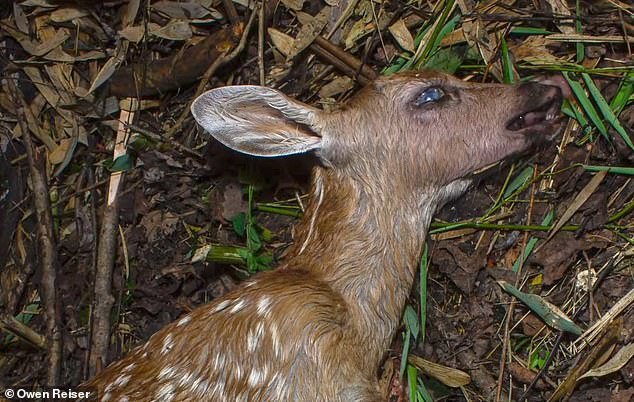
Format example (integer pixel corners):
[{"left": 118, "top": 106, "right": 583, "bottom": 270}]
[
  {"left": 9, "top": 79, "right": 62, "bottom": 386},
  {"left": 126, "top": 123, "right": 203, "bottom": 159},
  {"left": 258, "top": 0, "right": 265, "bottom": 85},
  {"left": 0, "top": 314, "right": 46, "bottom": 349},
  {"left": 495, "top": 166, "right": 538, "bottom": 402},
  {"left": 88, "top": 101, "right": 136, "bottom": 377}
]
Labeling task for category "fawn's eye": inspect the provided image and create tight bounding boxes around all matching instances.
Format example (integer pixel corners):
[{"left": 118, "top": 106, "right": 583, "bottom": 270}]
[{"left": 415, "top": 87, "right": 445, "bottom": 106}]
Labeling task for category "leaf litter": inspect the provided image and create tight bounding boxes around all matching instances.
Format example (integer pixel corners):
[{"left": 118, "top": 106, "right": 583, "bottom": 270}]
[{"left": 0, "top": 1, "right": 632, "bottom": 401}]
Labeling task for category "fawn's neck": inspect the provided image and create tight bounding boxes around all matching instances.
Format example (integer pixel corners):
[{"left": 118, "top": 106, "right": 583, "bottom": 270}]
[{"left": 286, "top": 168, "right": 467, "bottom": 368}]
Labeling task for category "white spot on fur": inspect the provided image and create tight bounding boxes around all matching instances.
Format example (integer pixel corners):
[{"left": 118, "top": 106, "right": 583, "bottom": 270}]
[
  {"left": 188, "top": 376, "right": 210, "bottom": 397},
  {"left": 101, "top": 392, "right": 111, "bottom": 402},
  {"left": 212, "top": 353, "right": 225, "bottom": 372},
  {"left": 248, "top": 365, "right": 268, "bottom": 387},
  {"left": 247, "top": 321, "right": 264, "bottom": 353},
  {"left": 158, "top": 366, "right": 177, "bottom": 380},
  {"left": 114, "top": 374, "right": 131, "bottom": 387},
  {"left": 162, "top": 333, "right": 174, "bottom": 355},
  {"left": 122, "top": 362, "right": 135, "bottom": 373},
  {"left": 120, "top": 397, "right": 129, "bottom": 402},
  {"left": 178, "top": 370, "right": 195, "bottom": 388},
  {"left": 211, "top": 299, "right": 231, "bottom": 314},
  {"left": 269, "top": 372, "right": 285, "bottom": 399},
  {"left": 256, "top": 296, "right": 272, "bottom": 316},
  {"left": 270, "top": 322, "right": 281, "bottom": 358},
  {"left": 176, "top": 315, "right": 191, "bottom": 327},
  {"left": 229, "top": 298, "right": 247, "bottom": 314},
  {"left": 211, "top": 378, "right": 225, "bottom": 399},
  {"left": 235, "top": 362, "right": 243, "bottom": 381},
  {"left": 155, "top": 382, "right": 176, "bottom": 402}
]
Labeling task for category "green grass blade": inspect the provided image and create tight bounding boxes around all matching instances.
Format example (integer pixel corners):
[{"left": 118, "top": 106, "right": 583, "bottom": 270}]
[
  {"left": 419, "top": 245, "right": 429, "bottom": 343},
  {"left": 407, "top": 365, "right": 418, "bottom": 402},
  {"left": 563, "top": 72, "right": 609, "bottom": 139},
  {"left": 512, "top": 209, "right": 555, "bottom": 272},
  {"left": 413, "top": 0, "right": 457, "bottom": 69},
  {"left": 575, "top": 0, "right": 584, "bottom": 63},
  {"left": 609, "top": 71, "right": 634, "bottom": 116},
  {"left": 582, "top": 165, "right": 634, "bottom": 175},
  {"left": 504, "top": 166, "right": 533, "bottom": 199},
  {"left": 582, "top": 73, "right": 634, "bottom": 151},
  {"left": 510, "top": 27, "right": 553, "bottom": 35},
  {"left": 500, "top": 34, "right": 515, "bottom": 84}
]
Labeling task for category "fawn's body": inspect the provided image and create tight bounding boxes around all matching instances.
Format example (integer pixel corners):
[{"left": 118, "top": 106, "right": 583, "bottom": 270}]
[{"left": 84, "top": 70, "right": 564, "bottom": 401}]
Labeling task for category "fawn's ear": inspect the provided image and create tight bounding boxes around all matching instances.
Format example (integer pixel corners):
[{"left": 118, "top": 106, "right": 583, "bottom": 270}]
[{"left": 191, "top": 86, "right": 325, "bottom": 157}]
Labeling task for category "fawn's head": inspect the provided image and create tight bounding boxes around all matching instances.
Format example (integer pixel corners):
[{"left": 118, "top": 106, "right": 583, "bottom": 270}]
[{"left": 191, "top": 70, "right": 563, "bottom": 200}]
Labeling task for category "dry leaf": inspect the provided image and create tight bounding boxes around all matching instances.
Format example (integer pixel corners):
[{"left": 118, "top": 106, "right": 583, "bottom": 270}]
[
  {"left": 13, "top": 3, "right": 29, "bottom": 33},
  {"left": 20, "top": 0, "right": 56, "bottom": 6},
  {"left": 318, "top": 76, "right": 354, "bottom": 98},
  {"left": 511, "top": 36, "right": 566, "bottom": 64},
  {"left": 50, "top": 7, "right": 90, "bottom": 23},
  {"left": 119, "top": 25, "right": 150, "bottom": 43},
  {"left": 280, "top": 0, "right": 305, "bottom": 11},
  {"left": 408, "top": 355, "right": 471, "bottom": 387},
  {"left": 388, "top": 19, "right": 415, "bottom": 53},
  {"left": 5, "top": 25, "right": 69, "bottom": 57},
  {"left": 345, "top": 19, "right": 371, "bottom": 49},
  {"left": 122, "top": 0, "right": 141, "bottom": 28},
  {"left": 295, "top": 11, "right": 313, "bottom": 26},
  {"left": 544, "top": 0, "right": 575, "bottom": 34},
  {"left": 546, "top": 170, "right": 607, "bottom": 242},
  {"left": 87, "top": 42, "right": 129, "bottom": 94},
  {"left": 578, "top": 343, "right": 634, "bottom": 381},
  {"left": 49, "top": 138, "right": 74, "bottom": 165},
  {"left": 287, "top": 6, "right": 331, "bottom": 60},
  {"left": 152, "top": 20, "right": 192, "bottom": 41},
  {"left": 153, "top": 1, "right": 222, "bottom": 20},
  {"left": 268, "top": 28, "right": 294, "bottom": 57},
  {"left": 192, "top": 244, "right": 212, "bottom": 263}
]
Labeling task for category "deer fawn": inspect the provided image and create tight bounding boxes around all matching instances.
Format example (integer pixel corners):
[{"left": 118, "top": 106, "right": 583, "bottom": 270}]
[{"left": 83, "top": 70, "right": 564, "bottom": 401}]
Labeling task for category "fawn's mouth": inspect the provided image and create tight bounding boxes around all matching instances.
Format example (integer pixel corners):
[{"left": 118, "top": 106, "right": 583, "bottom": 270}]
[
  {"left": 506, "top": 88, "right": 564, "bottom": 135},
  {"left": 471, "top": 90, "right": 565, "bottom": 178}
]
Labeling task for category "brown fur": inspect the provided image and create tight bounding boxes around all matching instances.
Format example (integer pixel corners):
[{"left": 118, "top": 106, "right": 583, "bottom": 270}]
[{"left": 83, "top": 70, "right": 563, "bottom": 401}]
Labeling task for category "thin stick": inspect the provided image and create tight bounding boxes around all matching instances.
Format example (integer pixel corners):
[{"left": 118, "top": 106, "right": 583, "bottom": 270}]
[
  {"left": 88, "top": 101, "right": 135, "bottom": 376},
  {"left": 9, "top": 79, "right": 62, "bottom": 385},
  {"left": 495, "top": 166, "right": 538, "bottom": 402},
  {"left": 258, "top": 0, "right": 265, "bottom": 85}
]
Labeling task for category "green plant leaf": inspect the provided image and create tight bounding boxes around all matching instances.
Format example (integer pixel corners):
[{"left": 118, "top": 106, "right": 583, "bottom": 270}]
[
  {"left": 109, "top": 154, "right": 133, "bottom": 172},
  {"left": 247, "top": 225, "right": 261, "bottom": 252},
  {"left": 503, "top": 166, "right": 533, "bottom": 199},
  {"left": 498, "top": 280, "right": 582, "bottom": 335},
  {"left": 232, "top": 212, "right": 246, "bottom": 236}
]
